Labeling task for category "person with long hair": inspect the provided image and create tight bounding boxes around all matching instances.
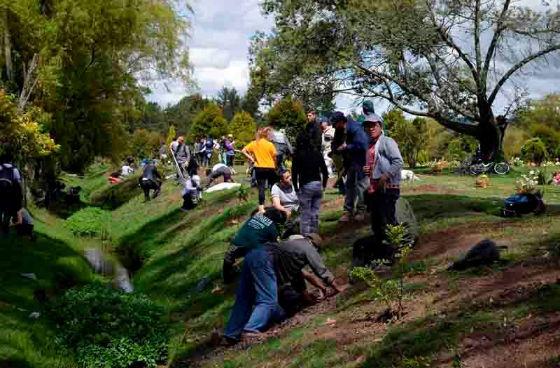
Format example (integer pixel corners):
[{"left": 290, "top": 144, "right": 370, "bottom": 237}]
[
  {"left": 292, "top": 138, "right": 328, "bottom": 236},
  {"left": 242, "top": 127, "right": 277, "bottom": 213}
]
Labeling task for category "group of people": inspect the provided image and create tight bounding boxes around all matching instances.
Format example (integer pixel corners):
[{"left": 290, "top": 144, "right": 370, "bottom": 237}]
[{"left": 223, "top": 102, "right": 405, "bottom": 342}]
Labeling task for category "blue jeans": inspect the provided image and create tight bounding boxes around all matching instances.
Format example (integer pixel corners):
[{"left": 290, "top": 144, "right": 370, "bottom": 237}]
[
  {"left": 344, "top": 166, "right": 368, "bottom": 214},
  {"left": 299, "top": 181, "right": 323, "bottom": 235},
  {"left": 224, "top": 248, "right": 285, "bottom": 340}
]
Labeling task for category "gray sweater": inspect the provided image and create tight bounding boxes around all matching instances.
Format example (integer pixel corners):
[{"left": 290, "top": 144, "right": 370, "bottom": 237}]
[{"left": 268, "top": 238, "right": 335, "bottom": 287}]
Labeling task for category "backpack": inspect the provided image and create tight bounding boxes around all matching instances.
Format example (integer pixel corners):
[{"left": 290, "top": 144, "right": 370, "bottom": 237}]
[
  {"left": 502, "top": 193, "right": 545, "bottom": 217},
  {"left": 0, "top": 164, "right": 21, "bottom": 211}
]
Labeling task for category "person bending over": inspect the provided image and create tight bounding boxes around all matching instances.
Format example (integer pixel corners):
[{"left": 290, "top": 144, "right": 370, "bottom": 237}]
[
  {"left": 269, "top": 234, "right": 346, "bottom": 316},
  {"left": 205, "top": 163, "right": 234, "bottom": 189},
  {"left": 138, "top": 160, "right": 162, "bottom": 201},
  {"left": 222, "top": 207, "right": 287, "bottom": 343}
]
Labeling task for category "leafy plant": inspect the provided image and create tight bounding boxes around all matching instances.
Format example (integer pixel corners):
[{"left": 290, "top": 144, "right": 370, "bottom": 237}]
[
  {"left": 49, "top": 284, "right": 168, "bottom": 368},
  {"left": 237, "top": 184, "right": 249, "bottom": 203},
  {"left": 350, "top": 224, "right": 413, "bottom": 320},
  {"left": 521, "top": 138, "right": 547, "bottom": 166},
  {"left": 64, "top": 207, "right": 110, "bottom": 237}
]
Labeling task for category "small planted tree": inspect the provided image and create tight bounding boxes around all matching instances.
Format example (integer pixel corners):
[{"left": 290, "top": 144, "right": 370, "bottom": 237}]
[{"left": 350, "top": 224, "right": 413, "bottom": 320}]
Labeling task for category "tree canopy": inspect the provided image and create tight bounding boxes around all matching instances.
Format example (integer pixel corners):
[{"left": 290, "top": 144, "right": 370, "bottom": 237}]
[
  {"left": 1, "top": 0, "right": 191, "bottom": 172},
  {"left": 252, "top": 0, "right": 560, "bottom": 160}
]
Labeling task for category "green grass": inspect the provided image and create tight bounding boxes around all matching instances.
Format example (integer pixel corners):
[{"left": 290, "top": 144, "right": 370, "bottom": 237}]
[{"left": 2, "top": 166, "right": 560, "bottom": 367}]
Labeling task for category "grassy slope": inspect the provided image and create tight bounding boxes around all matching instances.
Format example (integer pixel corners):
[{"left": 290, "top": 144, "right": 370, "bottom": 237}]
[{"left": 2, "top": 166, "right": 560, "bottom": 367}]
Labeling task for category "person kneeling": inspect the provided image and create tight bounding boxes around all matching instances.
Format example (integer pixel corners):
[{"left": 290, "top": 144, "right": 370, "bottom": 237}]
[
  {"left": 271, "top": 234, "right": 346, "bottom": 316},
  {"left": 222, "top": 208, "right": 287, "bottom": 343},
  {"left": 181, "top": 175, "right": 202, "bottom": 211}
]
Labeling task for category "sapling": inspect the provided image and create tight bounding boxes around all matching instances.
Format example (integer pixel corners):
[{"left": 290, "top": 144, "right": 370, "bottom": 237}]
[{"left": 350, "top": 223, "right": 413, "bottom": 320}]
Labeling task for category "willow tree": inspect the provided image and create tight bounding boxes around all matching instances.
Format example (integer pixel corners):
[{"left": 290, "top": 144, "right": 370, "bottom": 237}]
[
  {"left": 0, "top": 0, "right": 192, "bottom": 172},
  {"left": 253, "top": 0, "right": 560, "bottom": 161}
]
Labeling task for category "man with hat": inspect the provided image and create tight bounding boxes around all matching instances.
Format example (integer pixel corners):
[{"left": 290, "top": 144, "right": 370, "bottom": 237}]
[
  {"left": 331, "top": 111, "right": 369, "bottom": 222},
  {"left": 362, "top": 113, "right": 403, "bottom": 246}
]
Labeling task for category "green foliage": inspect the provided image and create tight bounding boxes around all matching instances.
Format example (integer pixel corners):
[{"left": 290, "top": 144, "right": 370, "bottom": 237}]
[
  {"left": 503, "top": 126, "right": 529, "bottom": 160},
  {"left": 216, "top": 87, "right": 242, "bottom": 121},
  {"left": 2, "top": 0, "right": 191, "bottom": 172},
  {"left": 0, "top": 90, "right": 59, "bottom": 162},
  {"left": 384, "top": 110, "right": 429, "bottom": 168},
  {"left": 89, "top": 175, "right": 143, "bottom": 210},
  {"left": 166, "top": 125, "right": 177, "bottom": 148},
  {"left": 521, "top": 138, "right": 548, "bottom": 165},
  {"left": 65, "top": 207, "right": 110, "bottom": 237},
  {"left": 128, "top": 129, "right": 162, "bottom": 160},
  {"left": 266, "top": 96, "right": 307, "bottom": 142},
  {"left": 230, "top": 111, "right": 257, "bottom": 148},
  {"left": 50, "top": 284, "right": 168, "bottom": 368},
  {"left": 190, "top": 103, "right": 228, "bottom": 139},
  {"left": 165, "top": 94, "right": 210, "bottom": 135},
  {"left": 350, "top": 224, "right": 413, "bottom": 319},
  {"left": 516, "top": 94, "right": 560, "bottom": 158}
]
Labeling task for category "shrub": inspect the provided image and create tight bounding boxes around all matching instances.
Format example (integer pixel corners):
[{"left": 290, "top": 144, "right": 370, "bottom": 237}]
[
  {"left": 50, "top": 284, "right": 168, "bottom": 368},
  {"left": 521, "top": 138, "right": 547, "bottom": 165},
  {"left": 65, "top": 207, "right": 110, "bottom": 237},
  {"left": 89, "top": 175, "right": 143, "bottom": 210}
]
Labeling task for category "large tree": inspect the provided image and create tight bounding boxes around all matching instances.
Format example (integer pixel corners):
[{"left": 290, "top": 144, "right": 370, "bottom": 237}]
[
  {"left": 253, "top": 0, "right": 560, "bottom": 161},
  {"left": 215, "top": 86, "right": 241, "bottom": 121},
  {"left": 0, "top": 0, "right": 191, "bottom": 172}
]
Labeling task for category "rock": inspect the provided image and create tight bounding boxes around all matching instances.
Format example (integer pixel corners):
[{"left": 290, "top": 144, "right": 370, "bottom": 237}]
[
  {"left": 28, "top": 312, "right": 40, "bottom": 319},
  {"left": 114, "top": 265, "right": 133, "bottom": 293},
  {"left": 20, "top": 273, "right": 37, "bottom": 280},
  {"left": 195, "top": 277, "right": 211, "bottom": 293}
]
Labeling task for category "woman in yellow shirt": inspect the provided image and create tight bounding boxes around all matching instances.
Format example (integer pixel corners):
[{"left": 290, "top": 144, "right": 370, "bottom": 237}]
[{"left": 242, "top": 127, "right": 277, "bottom": 213}]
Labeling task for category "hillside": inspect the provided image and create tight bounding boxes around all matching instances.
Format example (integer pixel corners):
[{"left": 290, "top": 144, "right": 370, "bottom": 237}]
[{"left": 1, "top": 165, "right": 560, "bottom": 368}]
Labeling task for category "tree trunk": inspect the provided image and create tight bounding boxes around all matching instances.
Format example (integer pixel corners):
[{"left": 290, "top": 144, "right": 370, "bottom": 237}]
[
  {"left": 476, "top": 116, "right": 502, "bottom": 162},
  {"left": 1, "top": 8, "right": 13, "bottom": 82}
]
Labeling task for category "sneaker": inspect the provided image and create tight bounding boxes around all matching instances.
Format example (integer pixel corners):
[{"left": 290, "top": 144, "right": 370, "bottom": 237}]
[
  {"left": 354, "top": 212, "right": 365, "bottom": 222},
  {"left": 338, "top": 211, "right": 352, "bottom": 222}
]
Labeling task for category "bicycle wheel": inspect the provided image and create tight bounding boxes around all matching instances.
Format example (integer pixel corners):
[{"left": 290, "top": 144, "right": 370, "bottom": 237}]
[{"left": 493, "top": 162, "right": 510, "bottom": 175}]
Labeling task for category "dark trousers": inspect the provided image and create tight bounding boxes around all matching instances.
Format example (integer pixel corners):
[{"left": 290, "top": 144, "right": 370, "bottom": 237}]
[
  {"left": 224, "top": 248, "right": 284, "bottom": 340},
  {"left": 368, "top": 188, "right": 400, "bottom": 244},
  {"left": 254, "top": 168, "right": 277, "bottom": 205},
  {"left": 0, "top": 209, "right": 13, "bottom": 233},
  {"left": 139, "top": 179, "right": 161, "bottom": 200}
]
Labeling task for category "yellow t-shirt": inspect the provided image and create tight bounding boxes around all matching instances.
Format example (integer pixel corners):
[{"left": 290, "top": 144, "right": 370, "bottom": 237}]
[{"left": 244, "top": 138, "right": 277, "bottom": 169}]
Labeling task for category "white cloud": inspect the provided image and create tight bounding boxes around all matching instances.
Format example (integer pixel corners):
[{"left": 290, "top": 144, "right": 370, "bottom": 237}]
[{"left": 190, "top": 48, "right": 231, "bottom": 69}]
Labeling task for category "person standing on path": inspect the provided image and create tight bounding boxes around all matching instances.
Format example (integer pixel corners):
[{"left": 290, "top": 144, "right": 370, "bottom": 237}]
[
  {"left": 292, "top": 141, "right": 328, "bottom": 236},
  {"left": 362, "top": 113, "right": 403, "bottom": 247},
  {"left": 331, "top": 112, "right": 369, "bottom": 223},
  {"left": 242, "top": 127, "right": 277, "bottom": 213},
  {"left": 169, "top": 136, "right": 191, "bottom": 179}
]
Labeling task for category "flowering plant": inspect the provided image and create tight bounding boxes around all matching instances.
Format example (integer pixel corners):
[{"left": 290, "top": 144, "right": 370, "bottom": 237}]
[
  {"left": 553, "top": 171, "right": 560, "bottom": 186},
  {"left": 515, "top": 170, "right": 539, "bottom": 194}
]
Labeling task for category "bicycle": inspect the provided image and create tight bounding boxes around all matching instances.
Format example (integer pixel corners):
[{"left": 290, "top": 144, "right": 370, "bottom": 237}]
[{"left": 469, "top": 161, "right": 510, "bottom": 175}]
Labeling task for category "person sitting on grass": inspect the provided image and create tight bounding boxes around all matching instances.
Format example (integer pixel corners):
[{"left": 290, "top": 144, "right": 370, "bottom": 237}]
[
  {"left": 271, "top": 170, "right": 299, "bottom": 238},
  {"left": 180, "top": 175, "right": 202, "bottom": 211},
  {"left": 138, "top": 160, "right": 162, "bottom": 201},
  {"left": 222, "top": 207, "right": 287, "bottom": 343},
  {"left": 204, "top": 162, "right": 235, "bottom": 190}
]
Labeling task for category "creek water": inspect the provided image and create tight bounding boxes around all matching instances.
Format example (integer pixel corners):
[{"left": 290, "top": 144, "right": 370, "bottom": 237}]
[{"left": 84, "top": 247, "right": 134, "bottom": 292}]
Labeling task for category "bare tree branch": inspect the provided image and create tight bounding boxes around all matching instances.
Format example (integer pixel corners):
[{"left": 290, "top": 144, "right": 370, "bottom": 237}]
[
  {"left": 483, "top": 0, "right": 511, "bottom": 82},
  {"left": 489, "top": 44, "right": 560, "bottom": 104}
]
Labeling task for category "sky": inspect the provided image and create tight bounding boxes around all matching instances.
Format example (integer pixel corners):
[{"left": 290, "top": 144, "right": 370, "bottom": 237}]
[
  {"left": 146, "top": 0, "right": 272, "bottom": 107},
  {"left": 146, "top": 0, "right": 560, "bottom": 115}
]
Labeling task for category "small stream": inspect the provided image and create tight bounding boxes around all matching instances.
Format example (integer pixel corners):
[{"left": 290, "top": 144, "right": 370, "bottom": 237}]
[{"left": 84, "top": 247, "right": 134, "bottom": 292}]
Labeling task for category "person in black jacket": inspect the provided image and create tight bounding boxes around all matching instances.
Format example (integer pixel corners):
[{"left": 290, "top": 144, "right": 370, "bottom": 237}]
[
  {"left": 138, "top": 160, "right": 162, "bottom": 201},
  {"left": 0, "top": 153, "right": 24, "bottom": 234},
  {"left": 292, "top": 141, "right": 328, "bottom": 236}
]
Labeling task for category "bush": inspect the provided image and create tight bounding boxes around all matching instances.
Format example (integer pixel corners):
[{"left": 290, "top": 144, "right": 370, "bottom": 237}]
[
  {"left": 65, "top": 207, "right": 110, "bottom": 237},
  {"left": 50, "top": 284, "right": 168, "bottom": 368},
  {"left": 521, "top": 138, "right": 547, "bottom": 165}
]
